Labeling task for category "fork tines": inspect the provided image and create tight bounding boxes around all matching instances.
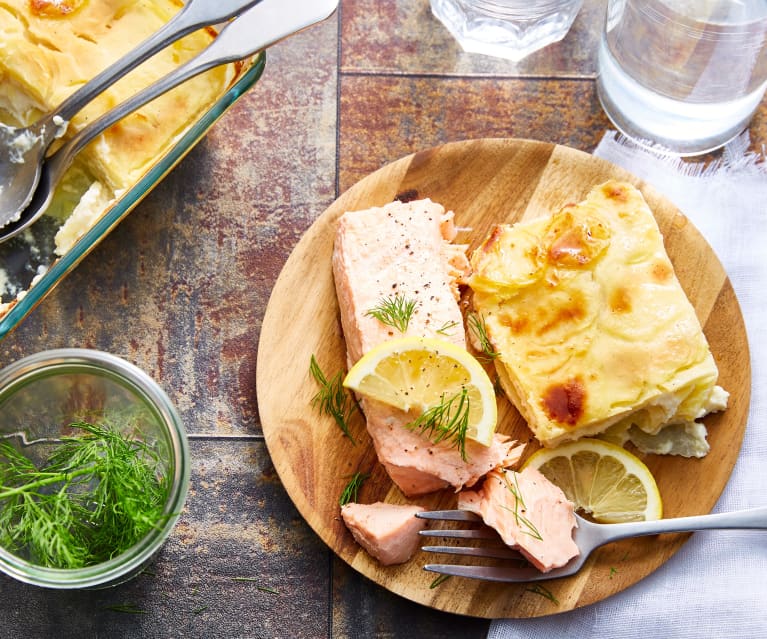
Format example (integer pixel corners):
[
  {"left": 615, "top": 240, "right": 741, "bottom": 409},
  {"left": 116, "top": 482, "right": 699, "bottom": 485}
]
[
  {"left": 415, "top": 509, "right": 483, "bottom": 523},
  {"left": 422, "top": 563, "right": 547, "bottom": 583},
  {"left": 421, "top": 544, "right": 521, "bottom": 560},
  {"left": 416, "top": 510, "right": 566, "bottom": 582},
  {"left": 417, "top": 509, "right": 523, "bottom": 560}
]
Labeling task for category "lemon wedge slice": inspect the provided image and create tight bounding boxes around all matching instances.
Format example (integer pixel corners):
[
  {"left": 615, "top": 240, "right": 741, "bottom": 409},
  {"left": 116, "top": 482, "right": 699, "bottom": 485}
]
[
  {"left": 343, "top": 336, "right": 497, "bottom": 446},
  {"left": 523, "top": 439, "right": 663, "bottom": 522}
]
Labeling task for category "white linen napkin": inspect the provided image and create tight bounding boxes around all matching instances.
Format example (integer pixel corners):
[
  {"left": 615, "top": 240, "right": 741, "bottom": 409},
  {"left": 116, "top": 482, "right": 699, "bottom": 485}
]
[{"left": 489, "top": 131, "right": 767, "bottom": 639}]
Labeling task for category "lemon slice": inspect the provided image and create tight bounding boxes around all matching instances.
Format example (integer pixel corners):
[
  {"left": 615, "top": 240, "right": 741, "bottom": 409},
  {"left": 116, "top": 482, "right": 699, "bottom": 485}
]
[
  {"left": 523, "top": 439, "right": 662, "bottom": 522},
  {"left": 343, "top": 336, "right": 497, "bottom": 446}
]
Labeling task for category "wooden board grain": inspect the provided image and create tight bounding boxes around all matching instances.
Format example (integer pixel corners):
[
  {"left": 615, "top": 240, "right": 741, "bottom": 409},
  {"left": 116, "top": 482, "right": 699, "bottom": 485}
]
[{"left": 256, "top": 139, "right": 751, "bottom": 619}]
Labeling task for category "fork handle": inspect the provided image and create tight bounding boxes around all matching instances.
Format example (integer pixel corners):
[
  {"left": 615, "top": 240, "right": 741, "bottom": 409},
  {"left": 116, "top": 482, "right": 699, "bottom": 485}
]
[{"left": 595, "top": 506, "right": 767, "bottom": 546}]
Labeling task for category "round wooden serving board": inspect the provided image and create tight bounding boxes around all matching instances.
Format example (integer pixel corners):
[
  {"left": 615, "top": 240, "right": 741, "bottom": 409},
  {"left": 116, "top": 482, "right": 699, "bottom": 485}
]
[{"left": 256, "top": 139, "right": 751, "bottom": 619}]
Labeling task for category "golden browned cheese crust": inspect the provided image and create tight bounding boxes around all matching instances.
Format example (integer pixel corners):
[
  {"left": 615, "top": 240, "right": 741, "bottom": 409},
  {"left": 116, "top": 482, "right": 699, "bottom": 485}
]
[
  {"left": 0, "top": 0, "right": 233, "bottom": 192},
  {"left": 469, "top": 180, "right": 727, "bottom": 449}
]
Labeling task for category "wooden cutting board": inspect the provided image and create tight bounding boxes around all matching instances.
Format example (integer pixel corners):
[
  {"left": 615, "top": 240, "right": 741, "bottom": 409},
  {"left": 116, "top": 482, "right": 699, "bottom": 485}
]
[{"left": 256, "top": 139, "right": 750, "bottom": 619}]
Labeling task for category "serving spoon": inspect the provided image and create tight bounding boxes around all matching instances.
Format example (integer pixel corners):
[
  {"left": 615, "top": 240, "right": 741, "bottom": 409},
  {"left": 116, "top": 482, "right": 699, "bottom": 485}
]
[
  {"left": 0, "top": 0, "right": 265, "bottom": 230},
  {"left": 0, "top": 0, "right": 339, "bottom": 244}
]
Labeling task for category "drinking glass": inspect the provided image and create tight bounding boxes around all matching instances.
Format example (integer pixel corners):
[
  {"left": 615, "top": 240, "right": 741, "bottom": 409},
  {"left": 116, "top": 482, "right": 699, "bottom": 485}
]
[
  {"left": 597, "top": 0, "right": 767, "bottom": 156},
  {"left": 430, "top": 0, "right": 583, "bottom": 61}
]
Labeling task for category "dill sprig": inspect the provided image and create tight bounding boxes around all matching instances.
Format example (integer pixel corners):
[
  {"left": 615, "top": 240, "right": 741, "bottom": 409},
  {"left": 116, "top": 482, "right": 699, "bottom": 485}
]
[
  {"left": 365, "top": 294, "right": 417, "bottom": 333},
  {"left": 104, "top": 603, "right": 147, "bottom": 615},
  {"left": 500, "top": 471, "right": 543, "bottom": 541},
  {"left": 436, "top": 320, "right": 460, "bottom": 336},
  {"left": 230, "top": 577, "right": 279, "bottom": 593},
  {"left": 467, "top": 313, "right": 499, "bottom": 361},
  {"left": 309, "top": 355, "right": 357, "bottom": 444},
  {"left": 339, "top": 471, "right": 369, "bottom": 506},
  {"left": 406, "top": 388, "right": 470, "bottom": 461},
  {"left": 526, "top": 583, "right": 559, "bottom": 605},
  {"left": 429, "top": 574, "right": 452, "bottom": 588},
  {"left": 0, "top": 421, "right": 169, "bottom": 570}
]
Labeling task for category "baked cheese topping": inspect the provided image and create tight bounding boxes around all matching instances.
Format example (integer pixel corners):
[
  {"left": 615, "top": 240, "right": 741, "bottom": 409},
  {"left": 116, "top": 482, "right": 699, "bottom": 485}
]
[
  {"left": 0, "top": 0, "right": 233, "bottom": 193},
  {"left": 0, "top": 0, "right": 239, "bottom": 266},
  {"left": 469, "top": 180, "right": 727, "bottom": 450}
]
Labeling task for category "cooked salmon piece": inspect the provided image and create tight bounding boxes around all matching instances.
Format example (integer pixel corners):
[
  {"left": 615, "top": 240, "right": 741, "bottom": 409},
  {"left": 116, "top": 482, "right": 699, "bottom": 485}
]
[
  {"left": 333, "top": 199, "right": 522, "bottom": 496},
  {"left": 333, "top": 198, "right": 469, "bottom": 366},
  {"left": 458, "top": 466, "right": 579, "bottom": 572},
  {"left": 362, "top": 398, "right": 525, "bottom": 496},
  {"left": 340, "top": 502, "right": 427, "bottom": 565}
]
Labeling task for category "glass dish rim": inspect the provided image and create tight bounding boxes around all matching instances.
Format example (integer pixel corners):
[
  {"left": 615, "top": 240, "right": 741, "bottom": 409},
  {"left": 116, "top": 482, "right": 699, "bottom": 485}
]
[{"left": 0, "top": 51, "right": 267, "bottom": 341}]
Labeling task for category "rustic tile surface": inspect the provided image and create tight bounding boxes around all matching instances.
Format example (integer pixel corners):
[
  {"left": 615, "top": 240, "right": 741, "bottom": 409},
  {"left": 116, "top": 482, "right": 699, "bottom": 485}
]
[{"left": 0, "top": 1, "right": 764, "bottom": 637}]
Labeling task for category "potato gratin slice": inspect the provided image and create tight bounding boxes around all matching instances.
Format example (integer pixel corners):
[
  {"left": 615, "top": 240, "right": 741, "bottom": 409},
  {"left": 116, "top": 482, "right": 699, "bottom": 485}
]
[{"left": 469, "top": 181, "right": 727, "bottom": 455}]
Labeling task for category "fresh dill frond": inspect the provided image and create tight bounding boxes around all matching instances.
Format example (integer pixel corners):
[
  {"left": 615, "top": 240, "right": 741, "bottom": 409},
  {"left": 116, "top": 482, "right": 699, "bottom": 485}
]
[
  {"left": 309, "top": 355, "right": 357, "bottom": 444},
  {"left": 365, "top": 294, "right": 417, "bottom": 333},
  {"left": 500, "top": 471, "right": 543, "bottom": 541},
  {"left": 230, "top": 577, "right": 279, "bottom": 593},
  {"left": 429, "top": 574, "right": 452, "bottom": 588},
  {"left": 436, "top": 320, "right": 460, "bottom": 336},
  {"left": 467, "top": 313, "right": 499, "bottom": 361},
  {"left": 339, "top": 471, "right": 369, "bottom": 506},
  {"left": 0, "top": 420, "right": 170, "bottom": 570},
  {"left": 405, "top": 388, "right": 470, "bottom": 461},
  {"left": 525, "top": 584, "right": 559, "bottom": 604},
  {"left": 104, "top": 603, "right": 147, "bottom": 615}
]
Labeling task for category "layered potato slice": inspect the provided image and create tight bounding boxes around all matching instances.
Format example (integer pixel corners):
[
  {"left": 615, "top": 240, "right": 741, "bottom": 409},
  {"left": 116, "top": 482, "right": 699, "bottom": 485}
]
[
  {"left": 0, "top": 0, "right": 235, "bottom": 252},
  {"left": 469, "top": 181, "right": 727, "bottom": 454}
]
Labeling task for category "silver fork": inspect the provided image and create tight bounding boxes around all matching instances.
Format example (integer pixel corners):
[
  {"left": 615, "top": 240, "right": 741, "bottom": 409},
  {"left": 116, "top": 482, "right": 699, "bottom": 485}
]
[{"left": 416, "top": 507, "right": 767, "bottom": 582}]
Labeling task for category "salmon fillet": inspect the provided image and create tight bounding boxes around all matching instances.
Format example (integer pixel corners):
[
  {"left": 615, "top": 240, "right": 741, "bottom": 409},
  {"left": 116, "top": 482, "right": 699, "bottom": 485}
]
[
  {"left": 332, "top": 199, "right": 522, "bottom": 496},
  {"left": 362, "top": 398, "right": 524, "bottom": 495},
  {"left": 340, "top": 502, "right": 427, "bottom": 565},
  {"left": 458, "top": 467, "right": 579, "bottom": 572},
  {"left": 333, "top": 198, "right": 469, "bottom": 366}
]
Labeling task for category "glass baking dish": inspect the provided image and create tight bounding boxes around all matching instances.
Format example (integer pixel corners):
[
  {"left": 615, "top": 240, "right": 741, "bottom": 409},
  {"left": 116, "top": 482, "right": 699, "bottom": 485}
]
[{"left": 0, "top": 52, "right": 266, "bottom": 341}]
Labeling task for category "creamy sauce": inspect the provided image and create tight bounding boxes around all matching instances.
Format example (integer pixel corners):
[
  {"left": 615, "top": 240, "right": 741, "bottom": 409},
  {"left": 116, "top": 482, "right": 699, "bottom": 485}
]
[{"left": 1, "top": 122, "right": 40, "bottom": 163}]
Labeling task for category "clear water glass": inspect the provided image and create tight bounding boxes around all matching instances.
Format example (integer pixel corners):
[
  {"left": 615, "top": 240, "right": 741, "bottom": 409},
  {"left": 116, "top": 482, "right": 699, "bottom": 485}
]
[
  {"left": 597, "top": 0, "right": 767, "bottom": 156},
  {"left": 430, "top": 0, "right": 583, "bottom": 61}
]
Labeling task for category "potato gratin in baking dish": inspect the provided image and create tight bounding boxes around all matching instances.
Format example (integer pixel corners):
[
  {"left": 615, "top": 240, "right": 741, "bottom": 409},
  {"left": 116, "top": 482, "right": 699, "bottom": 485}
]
[{"left": 0, "top": 0, "right": 265, "bottom": 336}]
